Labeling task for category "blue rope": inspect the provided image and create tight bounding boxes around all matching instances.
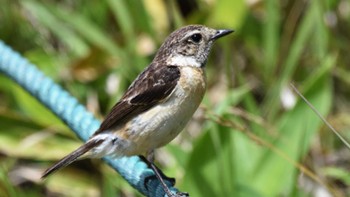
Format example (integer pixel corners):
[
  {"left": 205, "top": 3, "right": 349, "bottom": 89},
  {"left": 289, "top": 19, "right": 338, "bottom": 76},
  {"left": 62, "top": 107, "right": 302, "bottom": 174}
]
[{"left": 0, "top": 41, "right": 180, "bottom": 197}]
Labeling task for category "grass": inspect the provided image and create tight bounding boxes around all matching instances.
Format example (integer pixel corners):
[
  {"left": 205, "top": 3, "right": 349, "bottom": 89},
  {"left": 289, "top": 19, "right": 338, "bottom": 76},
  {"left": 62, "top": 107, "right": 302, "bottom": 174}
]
[{"left": 0, "top": 0, "right": 350, "bottom": 196}]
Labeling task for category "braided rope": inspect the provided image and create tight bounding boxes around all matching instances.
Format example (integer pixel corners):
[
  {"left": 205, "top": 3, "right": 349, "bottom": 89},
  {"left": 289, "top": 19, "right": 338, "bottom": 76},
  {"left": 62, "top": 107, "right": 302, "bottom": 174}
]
[{"left": 0, "top": 41, "right": 179, "bottom": 197}]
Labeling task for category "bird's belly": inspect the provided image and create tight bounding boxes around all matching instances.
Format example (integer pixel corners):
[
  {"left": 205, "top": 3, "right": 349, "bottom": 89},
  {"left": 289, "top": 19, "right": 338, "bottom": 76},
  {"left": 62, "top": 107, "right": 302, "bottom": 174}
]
[{"left": 125, "top": 67, "right": 206, "bottom": 155}]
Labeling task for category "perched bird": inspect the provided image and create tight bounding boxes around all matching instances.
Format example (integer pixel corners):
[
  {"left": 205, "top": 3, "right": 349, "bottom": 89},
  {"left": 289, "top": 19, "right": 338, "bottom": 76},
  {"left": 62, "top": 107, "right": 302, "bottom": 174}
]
[{"left": 42, "top": 25, "right": 233, "bottom": 196}]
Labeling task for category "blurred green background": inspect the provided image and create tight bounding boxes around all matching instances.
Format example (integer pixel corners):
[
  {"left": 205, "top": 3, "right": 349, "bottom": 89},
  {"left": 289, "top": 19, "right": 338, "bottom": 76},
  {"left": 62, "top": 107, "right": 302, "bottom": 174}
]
[{"left": 1, "top": 0, "right": 350, "bottom": 196}]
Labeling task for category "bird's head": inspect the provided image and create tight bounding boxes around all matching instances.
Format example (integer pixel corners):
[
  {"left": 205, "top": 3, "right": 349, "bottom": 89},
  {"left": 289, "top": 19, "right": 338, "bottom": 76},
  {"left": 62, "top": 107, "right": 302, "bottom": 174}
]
[{"left": 154, "top": 25, "right": 233, "bottom": 68}]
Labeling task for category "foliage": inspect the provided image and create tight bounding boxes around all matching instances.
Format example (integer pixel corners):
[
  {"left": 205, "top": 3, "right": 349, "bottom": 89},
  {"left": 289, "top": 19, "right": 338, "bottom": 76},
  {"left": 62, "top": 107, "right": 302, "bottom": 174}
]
[{"left": 1, "top": 0, "right": 350, "bottom": 196}]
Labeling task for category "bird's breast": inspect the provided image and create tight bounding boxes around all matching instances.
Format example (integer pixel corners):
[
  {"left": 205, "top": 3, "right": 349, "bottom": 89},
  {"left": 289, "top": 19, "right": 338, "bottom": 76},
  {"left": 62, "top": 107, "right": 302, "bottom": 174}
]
[{"left": 125, "top": 66, "right": 206, "bottom": 155}]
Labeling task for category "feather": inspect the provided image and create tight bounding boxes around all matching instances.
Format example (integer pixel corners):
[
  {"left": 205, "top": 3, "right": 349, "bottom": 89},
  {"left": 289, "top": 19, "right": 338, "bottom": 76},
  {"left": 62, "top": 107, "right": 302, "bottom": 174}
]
[{"left": 41, "top": 138, "right": 103, "bottom": 178}]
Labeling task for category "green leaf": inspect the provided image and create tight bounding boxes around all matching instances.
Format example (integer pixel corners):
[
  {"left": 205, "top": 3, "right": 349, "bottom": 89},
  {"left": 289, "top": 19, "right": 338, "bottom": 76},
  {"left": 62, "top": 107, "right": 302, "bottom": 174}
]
[
  {"left": 21, "top": 0, "right": 89, "bottom": 57},
  {"left": 322, "top": 167, "right": 350, "bottom": 185},
  {"left": 252, "top": 73, "right": 332, "bottom": 196},
  {"left": 210, "top": 0, "right": 247, "bottom": 29}
]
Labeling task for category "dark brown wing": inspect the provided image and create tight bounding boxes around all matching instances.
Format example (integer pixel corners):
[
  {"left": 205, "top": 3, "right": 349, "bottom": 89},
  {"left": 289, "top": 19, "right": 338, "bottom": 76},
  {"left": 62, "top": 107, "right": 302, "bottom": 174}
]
[{"left": 94, "top": 64, "right": 180, "bottom": 134}]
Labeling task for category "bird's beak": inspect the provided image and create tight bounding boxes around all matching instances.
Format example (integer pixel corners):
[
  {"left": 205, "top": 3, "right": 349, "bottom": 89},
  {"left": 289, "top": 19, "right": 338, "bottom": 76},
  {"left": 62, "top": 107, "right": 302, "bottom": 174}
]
[{"left": 210, "top": 29, "right": 234, "bottom": 40}]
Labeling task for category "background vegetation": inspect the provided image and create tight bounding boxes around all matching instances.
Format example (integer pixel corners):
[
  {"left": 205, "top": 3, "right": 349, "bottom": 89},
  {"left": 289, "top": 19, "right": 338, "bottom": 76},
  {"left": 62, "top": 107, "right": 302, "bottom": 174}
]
[{"left": 0, "top": 0, "right": 350, "bottom": 196}]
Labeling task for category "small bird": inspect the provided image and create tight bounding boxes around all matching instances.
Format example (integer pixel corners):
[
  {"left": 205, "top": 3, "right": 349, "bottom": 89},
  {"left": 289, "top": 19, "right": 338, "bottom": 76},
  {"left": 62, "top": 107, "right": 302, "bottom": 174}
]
[{"left": 42, "top": 25, "right": 233, "bottom": 196}]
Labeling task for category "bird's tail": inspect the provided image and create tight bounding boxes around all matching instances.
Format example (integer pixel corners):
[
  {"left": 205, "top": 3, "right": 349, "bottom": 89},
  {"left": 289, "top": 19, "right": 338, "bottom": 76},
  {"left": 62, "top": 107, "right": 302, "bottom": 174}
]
[{"left": 41, "top": 138, "right": 104, "bottom": 178}]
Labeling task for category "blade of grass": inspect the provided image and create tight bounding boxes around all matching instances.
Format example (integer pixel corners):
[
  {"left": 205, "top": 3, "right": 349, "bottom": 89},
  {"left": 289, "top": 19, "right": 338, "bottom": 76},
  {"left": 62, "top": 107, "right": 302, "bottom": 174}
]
[
  {"left": 48, "top": 4, "right": 123, "bottom": 56},
  {"left": 21, "top": 0, "right": 89, "bottom": 57},
  {"left": 253, "top": 65, "right": 333, "bottom": 196},
  {"left": 263, "top": 0, "right": 280, "bottom": 82},
  {"left": 263, "top": 1, "right": 318, "bottom": 120},
  {"left": 291, "top": 83, "right": 350, "bottom": 149},
  {"left": 107, "top": 0, "right": 135, "bottom": 45}
]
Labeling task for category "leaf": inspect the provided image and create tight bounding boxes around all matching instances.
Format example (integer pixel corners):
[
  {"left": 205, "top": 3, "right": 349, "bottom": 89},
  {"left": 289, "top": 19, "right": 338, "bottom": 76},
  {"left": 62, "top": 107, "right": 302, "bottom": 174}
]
[
  {"left": 252, "top": 71, "right": 332, "bottom": 196},
  {"left": 21, "top": 0, "right": 89, "bottom": 57},
  {"left": 209, "top": 0, "right": 247, "bottom": 29}
]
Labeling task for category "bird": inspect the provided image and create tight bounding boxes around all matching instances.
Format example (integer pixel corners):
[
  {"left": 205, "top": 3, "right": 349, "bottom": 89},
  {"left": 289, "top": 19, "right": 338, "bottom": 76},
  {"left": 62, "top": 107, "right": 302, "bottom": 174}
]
[{"left": 42, "top": 24, "right": 233, "bottom": 196}]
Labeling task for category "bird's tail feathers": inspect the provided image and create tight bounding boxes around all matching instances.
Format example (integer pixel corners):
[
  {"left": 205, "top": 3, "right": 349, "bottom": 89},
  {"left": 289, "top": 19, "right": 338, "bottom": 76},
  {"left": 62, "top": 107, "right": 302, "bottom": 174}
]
[{"left": 41, "top": 138, "right": 104, "bottom": 178}]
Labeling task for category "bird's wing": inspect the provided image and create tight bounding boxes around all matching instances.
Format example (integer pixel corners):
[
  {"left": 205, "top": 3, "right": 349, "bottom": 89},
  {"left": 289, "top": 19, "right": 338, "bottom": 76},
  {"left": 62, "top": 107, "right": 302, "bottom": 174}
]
[{"left": 94, "top": 64, "right": 180, "bottom": 134}]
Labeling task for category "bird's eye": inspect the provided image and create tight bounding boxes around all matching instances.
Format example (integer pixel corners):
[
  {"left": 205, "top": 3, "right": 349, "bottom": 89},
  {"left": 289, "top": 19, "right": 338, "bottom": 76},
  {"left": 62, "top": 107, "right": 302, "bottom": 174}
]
[{"left": 189, "top": 33, "right": 202, "bottom": 43}]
